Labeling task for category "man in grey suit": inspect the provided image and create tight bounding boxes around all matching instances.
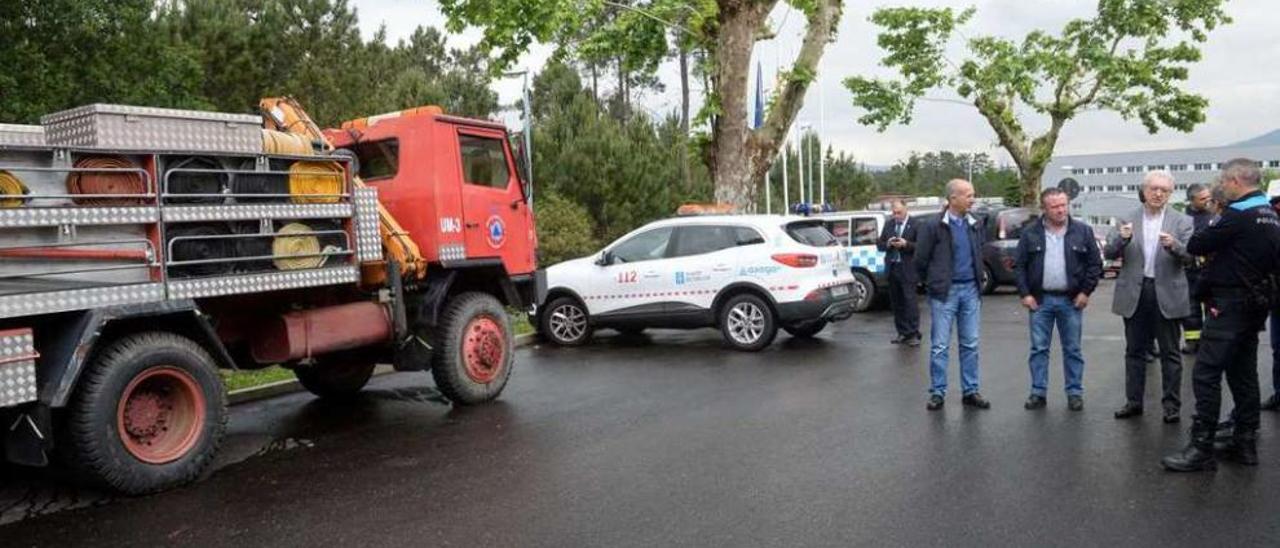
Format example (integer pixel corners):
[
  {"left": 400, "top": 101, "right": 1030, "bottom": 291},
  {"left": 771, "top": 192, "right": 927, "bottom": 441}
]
[{"left": 1104, "top": 170, "right": 1195, "bottom": 423}]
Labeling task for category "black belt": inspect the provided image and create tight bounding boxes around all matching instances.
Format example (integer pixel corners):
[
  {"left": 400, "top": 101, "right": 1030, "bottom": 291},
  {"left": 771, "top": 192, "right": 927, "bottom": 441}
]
[{"left": 1043, "top": 290, "right": 1071, "bottom": 297}]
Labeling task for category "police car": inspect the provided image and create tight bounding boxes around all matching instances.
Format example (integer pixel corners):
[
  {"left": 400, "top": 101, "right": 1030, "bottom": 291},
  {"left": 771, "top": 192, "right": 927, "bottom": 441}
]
[
  {"left": 537, "top": 215, "right": 857, "bottom": 351},
  {"left": 810, "top": 210, "right": 891, "bottom": 312}
]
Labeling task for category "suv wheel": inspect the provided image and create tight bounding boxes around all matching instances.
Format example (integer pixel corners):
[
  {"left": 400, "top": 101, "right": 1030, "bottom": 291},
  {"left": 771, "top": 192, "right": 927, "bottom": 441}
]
[
  {"left": 980, "top": 264, "right": 997, "bottom": 295},
  {"left": 719, "top": 294, "right": 777, "bottom": 352},
  {"left": 541, "top": 296, "right": 592, "bottom": 346}
]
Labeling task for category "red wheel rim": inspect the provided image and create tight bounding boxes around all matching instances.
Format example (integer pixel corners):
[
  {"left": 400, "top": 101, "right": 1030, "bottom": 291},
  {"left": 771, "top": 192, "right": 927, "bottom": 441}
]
[
  {"left": 462, "top": 315, "right": 506, "bottom": 384},
  {"left": 115, "top": 366, "right": 206, "bottom": 464}
]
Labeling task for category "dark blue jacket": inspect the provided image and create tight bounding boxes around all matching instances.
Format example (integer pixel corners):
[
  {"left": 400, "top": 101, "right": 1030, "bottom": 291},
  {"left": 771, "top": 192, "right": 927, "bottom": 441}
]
[
  {"left": 1013, "top": 217, "right": 1103, "bottom": 301},
  {"left": 914, "top": 211, "right": 985, "bottom": 300}
]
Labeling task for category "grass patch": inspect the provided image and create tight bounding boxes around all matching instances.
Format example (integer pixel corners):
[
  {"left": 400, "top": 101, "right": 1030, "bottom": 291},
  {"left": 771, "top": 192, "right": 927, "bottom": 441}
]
[
  {"left": 223, "top": 311, "right": 534, "bottom": 392},
  {"left": 221, "top": 366, "right": 294, "bottom": 392}
]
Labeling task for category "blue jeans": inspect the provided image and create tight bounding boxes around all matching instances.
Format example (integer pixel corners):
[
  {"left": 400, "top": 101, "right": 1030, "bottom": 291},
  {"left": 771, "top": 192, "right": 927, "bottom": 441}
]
[
  {"left": 929, "top": 281, "right": 980, "bottom": 396},
  {"left": 1028, "top": 294, "right": 1085, "bottom": 397}
]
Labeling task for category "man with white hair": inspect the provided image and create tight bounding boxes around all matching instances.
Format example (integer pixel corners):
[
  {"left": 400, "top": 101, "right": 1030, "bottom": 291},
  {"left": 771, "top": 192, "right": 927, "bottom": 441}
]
[{"left": 1104, "top": 170, "right": 1195, "bottom": 423}]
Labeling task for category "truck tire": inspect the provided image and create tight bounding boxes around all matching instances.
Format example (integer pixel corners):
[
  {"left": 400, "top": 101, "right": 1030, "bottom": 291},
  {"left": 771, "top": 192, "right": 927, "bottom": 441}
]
[
  {"left": 719, "top": 293, "right": 778, "bottom": 352},
  {"left": 295, "top": 352, "right": 377, "bottom": 399},
  {"left": 539, "top": 296, "right": 592, "bottom": 346},
  {"left": 431, "top": 292, "right": 513, "bottom": 405},
  {"left": 63, "top": 332, "right": 227, "bottom": 495},
  {"left": 784, "top": 319, "right": 827, "bottom": 338}
]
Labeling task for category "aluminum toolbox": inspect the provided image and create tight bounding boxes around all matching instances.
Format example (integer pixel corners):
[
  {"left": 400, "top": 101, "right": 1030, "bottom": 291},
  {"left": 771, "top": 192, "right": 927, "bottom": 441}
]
[
  {"left": 41, "top": 104, "right": 262, "bottom": 153},
  {"left": 0, "top": 124, "right": 45, "bottom": 147}
]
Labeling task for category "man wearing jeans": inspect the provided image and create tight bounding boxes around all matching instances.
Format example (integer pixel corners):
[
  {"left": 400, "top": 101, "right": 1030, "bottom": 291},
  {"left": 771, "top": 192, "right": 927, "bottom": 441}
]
[
  {"left": 914, "top": 179, "right": 989, "bottom": 411},
  {"left": 1014, "top": 188, "right": 1103, "bottom": 411}
]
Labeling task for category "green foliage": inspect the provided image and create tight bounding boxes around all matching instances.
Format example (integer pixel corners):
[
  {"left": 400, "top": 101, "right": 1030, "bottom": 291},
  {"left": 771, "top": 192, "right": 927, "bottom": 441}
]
[
  {"left": 0, "top": 0, "right": 498, "bottom": 126},
  {"left": 0, "top": 0, "right": 210, "bottom": 123},
  {"left": 845, "top": 0, "right": 1231, "bottom": 204},
  {"left": 531, "top": 61, "right": 712, "bottom": 243},
  {"left": 534, "top": 192, "right": 600, "bottom": 265}
]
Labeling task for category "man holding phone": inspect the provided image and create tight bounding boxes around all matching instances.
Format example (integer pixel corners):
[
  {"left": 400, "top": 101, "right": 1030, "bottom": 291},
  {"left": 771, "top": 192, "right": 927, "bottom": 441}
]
[{"left": 877, "top": 199, "right": 920, "bottom": 346}]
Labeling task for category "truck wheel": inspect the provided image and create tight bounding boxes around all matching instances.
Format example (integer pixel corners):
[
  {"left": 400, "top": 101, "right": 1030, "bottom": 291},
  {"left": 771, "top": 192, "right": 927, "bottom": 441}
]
[
  {"left": 431, "top": 292, "right": 513, "bottom": 405},
  {"left": 850, "top": 270, "right": 876, "bottom": 312},
  {"left": 784, "top": 320, "right": 827, "bottom": 338},
  {"left": 539, "top": 296, "right": 592, "bottom": 346},
  {"left": 63, "top": 332, "right": 226, "bottom": 495},
  {"left": 295, "top": 352, "right": 377, "bottom": 399},
  {"left": 719, "top": 293, "right": 777, "bottom": 352}
]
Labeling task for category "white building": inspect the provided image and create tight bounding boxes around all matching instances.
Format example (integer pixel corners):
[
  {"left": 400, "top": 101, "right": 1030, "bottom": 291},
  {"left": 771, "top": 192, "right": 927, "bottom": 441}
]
[{"left": 1041, "top": 130, "right": 1280, "bottom": 224}]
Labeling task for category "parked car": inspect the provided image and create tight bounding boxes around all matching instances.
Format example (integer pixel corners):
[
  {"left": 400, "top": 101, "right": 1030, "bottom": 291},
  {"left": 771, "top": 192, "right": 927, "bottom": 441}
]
[
  {"left": 810, "top": 210, "right": 890, "bottom": 312},
  {"left": 537, "top": 215, "right": 857, "bottom": 351},
  {"left": 906, "top": 205, "right": 1039, "bottom": 294}
]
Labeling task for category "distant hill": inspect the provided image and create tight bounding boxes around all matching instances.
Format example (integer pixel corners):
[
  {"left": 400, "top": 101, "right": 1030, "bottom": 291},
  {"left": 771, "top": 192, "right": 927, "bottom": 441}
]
[{"left": 1231, "top": 129, "right": 1280, "bottom": 148}]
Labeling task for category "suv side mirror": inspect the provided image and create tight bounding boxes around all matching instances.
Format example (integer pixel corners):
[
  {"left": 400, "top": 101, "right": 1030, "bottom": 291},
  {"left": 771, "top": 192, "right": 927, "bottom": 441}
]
[{"left": 595, "top": 251, "right": 613, "bottom": 266}]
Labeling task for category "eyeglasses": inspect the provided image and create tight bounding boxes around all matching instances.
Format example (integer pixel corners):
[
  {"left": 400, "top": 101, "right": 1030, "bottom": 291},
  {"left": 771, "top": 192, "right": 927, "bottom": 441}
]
[{"left": 1145, "top": 187, "right": 1172, "bottom": 195}]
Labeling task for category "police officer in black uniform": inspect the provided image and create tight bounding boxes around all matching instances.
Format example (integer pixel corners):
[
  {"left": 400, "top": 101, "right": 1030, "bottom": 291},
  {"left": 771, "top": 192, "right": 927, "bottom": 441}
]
[
  {"left": 1181, "top": 184, "right": 1213, "bottom": 354},
  {"left": 1162, "top": 158, "right": 1280, "bottom": 472}
]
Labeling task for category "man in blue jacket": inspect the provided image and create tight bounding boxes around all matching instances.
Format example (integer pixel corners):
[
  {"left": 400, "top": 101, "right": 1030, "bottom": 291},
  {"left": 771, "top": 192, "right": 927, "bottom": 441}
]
[
  {"left": 914, "top": 179, "right": 989, "bottom": 411},
  {"left": 1014, "top": 188, "right": 1103, "bottom": 411}
]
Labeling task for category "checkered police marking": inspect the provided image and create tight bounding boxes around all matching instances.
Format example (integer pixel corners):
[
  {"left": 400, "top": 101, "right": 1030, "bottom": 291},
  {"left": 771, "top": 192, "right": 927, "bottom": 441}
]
[{"left": 849, "top": 246, "right": 887, "bottom": 274}]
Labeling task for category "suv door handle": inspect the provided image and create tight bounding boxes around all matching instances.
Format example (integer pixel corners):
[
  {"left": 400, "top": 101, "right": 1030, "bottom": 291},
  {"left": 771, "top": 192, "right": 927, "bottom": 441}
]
[
  {"left": 643, "top": 270, "right": 660, "bottom": 278},
  {"left": 713, "top": 263, "right": 731, "bottom": 272},
  {"left": 465, "top": 222, "right": 479, "bottom": 228}
]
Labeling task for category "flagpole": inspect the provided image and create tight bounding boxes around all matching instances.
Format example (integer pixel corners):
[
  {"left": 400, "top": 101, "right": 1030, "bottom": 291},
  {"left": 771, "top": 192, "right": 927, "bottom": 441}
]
[{"left": 819, "top": 71, "right": 826, "bottom": 206}]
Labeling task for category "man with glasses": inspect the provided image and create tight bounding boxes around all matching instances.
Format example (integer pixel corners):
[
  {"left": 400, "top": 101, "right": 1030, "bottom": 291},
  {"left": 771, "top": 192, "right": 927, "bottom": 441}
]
[{"left": 1104, "top": 171, "right": 1194, "bottom": 423}]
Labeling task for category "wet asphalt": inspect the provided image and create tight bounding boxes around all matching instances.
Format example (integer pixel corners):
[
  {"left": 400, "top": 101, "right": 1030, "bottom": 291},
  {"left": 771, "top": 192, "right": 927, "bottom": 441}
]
[{"left": 2, "top": 281, "right": 1278, "bottom": 547}]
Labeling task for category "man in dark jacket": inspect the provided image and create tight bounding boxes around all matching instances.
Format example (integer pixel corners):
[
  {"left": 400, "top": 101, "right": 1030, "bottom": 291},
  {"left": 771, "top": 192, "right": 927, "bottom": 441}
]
[
  {"left": 1182, "top": 184, "right": 1213, "bottom": 354},
  {"left": 877, "top": 199, "right": 920, "bottom": 346},
  {"left": 1014, "top": 188, "right": 1103, "bottom": 411},
  {"left": 914, "top": 179, "right": 989, "bottom": 411}
]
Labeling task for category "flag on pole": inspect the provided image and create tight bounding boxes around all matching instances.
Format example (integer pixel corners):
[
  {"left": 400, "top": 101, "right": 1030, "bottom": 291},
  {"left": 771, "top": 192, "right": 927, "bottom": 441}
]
[{"left": 753, "top": 61, "right": 764, "bottom": 129}]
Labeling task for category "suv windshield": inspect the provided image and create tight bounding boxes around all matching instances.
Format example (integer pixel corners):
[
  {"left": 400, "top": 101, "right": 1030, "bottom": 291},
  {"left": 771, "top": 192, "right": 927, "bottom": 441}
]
[{"left": 785, "top": 222, "right": 838, "bottom": 247}]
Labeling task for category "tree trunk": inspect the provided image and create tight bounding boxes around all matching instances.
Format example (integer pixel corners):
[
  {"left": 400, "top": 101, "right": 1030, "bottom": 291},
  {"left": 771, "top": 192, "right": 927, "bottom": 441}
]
[
  {"left": 710, "top": 1, "right": 763, "bottom": 208},
  {"left": 590, "top": 64, "right": 599, "bottom": 104},
  {"left": 710, "top": 0, "right": 840, "bottom": 211},
  {"left": 679, "top": 47, "right": 691, "bottom": 190}
]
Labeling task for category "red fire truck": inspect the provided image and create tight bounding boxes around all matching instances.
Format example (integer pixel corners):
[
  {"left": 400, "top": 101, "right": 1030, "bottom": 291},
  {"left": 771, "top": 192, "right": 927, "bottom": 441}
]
[{"left": 0, "top": 99, "right": 540, "bottom": 494}]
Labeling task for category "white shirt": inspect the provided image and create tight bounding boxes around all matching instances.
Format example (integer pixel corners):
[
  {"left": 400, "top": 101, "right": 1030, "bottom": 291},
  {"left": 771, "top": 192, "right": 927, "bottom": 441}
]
[
  {"left": 1042, "top": 223, "right": 1068, "bottom": 291},
  {"left": 1141, "top": 207, "right": 1164, "bottom": 279}
]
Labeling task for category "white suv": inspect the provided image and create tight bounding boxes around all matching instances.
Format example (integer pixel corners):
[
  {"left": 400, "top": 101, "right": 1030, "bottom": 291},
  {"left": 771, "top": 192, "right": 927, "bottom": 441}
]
[{"left": 536, "top": 215, "right": 857, "bottom": 351}]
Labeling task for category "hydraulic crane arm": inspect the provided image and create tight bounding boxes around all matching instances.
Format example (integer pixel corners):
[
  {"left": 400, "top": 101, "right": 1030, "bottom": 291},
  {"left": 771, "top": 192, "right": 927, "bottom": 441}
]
[{"left": 260, "top": 97, "right": 427, "bottom": 282}]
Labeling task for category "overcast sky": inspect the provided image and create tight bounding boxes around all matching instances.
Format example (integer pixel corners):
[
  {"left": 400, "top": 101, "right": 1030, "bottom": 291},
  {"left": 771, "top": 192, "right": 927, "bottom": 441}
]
[{"left": 353, "top": 0, "right": 1279, "bottom": 166}]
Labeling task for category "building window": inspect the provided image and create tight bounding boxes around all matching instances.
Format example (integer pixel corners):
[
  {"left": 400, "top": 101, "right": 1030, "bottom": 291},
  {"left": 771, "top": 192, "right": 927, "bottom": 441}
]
[
  {"left": 1106, "top": 166, "right": 1123, "bottom": 174},
  {"left": 1170, "top": 164, "right": 1187, "bottom": 172},
  {"left": 1194, "top": 163, "right": 1213, "bottom": 171},
  {"left": 1126, "top": 166, "right": 1143, "bottom": 173},
  {"left": 1147, "top": 165, "right": 1165, "bottom": 171},
  {"left": 1071, "top": 168, "right": 1085, "bottom": 175},
  {"left": 1269, "top": 160, "right": 1280, "bottom": 168},
  {"left": 1087, "top": 167, "right": 1104, "bottom": 175}
]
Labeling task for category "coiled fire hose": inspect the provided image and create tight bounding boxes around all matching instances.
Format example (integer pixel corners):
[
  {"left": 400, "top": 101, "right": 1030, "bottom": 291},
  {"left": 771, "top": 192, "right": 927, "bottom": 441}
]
[
  {"left": 66, "top": 155, "right": 146, "bottom": 205},
  {"left": 0, "top": 170, "right": 29, "bottom": 208}
]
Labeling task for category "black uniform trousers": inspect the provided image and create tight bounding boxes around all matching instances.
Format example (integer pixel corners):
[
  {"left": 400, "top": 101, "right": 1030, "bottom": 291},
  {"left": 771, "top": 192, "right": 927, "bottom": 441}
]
[
  {"left": 887, "top": 261, "right": 919, "bottom": 338},
  {"left": 1194, "top": 292, "right": 1269, "bottom": 431},
  {"left": 1123, "top": 279, "right": 1183, "bottom": 410}
]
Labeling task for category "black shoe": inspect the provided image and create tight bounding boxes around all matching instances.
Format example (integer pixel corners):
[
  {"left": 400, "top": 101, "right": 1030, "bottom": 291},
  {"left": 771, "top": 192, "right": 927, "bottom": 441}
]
[
  {"left": 906, "top": 335, "right": 922, "bottom": 348},
  {"left": 1114, "top": 403, "right": 1143, "bottom": 419},
  {"left": 1218, "top": 430, "right": 1259, "bottom": 466},
  {"left": 962, "top": 393, "right": 991, "bottom": 409},
  {"left": 1214, "top": 419, "right": 1236, "bottom": 443},
  {"left": 1024, "top": 395, "right": 1046, "bottom": 410},
  {"left": 1162, "top": 420, "right": 1218, "bottom": 472},
  {"left": 1068, "top": 395, "right": 1084, "bottom": 411},
  {"left": 1262, "top": 393, "right": 1280, "bottom": 411},
  {"left": 1163, "top": 408, "right": 1181, "bottom": 424},
  {"left": 926, "top": 394, "right": 944, "bottom": 411},
  {"left": 891, "top": 335, "right": 904, "bottom": 345}
]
